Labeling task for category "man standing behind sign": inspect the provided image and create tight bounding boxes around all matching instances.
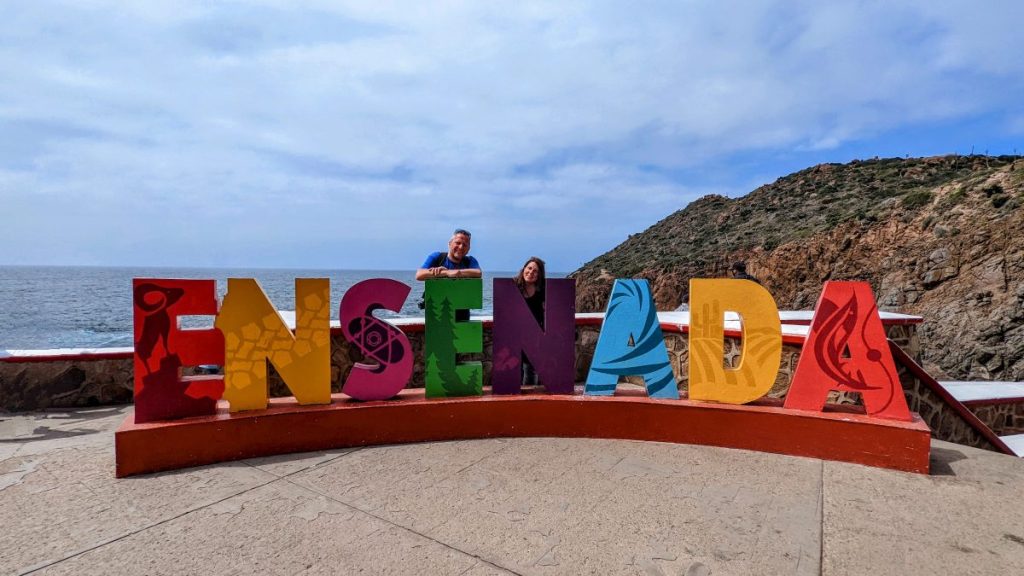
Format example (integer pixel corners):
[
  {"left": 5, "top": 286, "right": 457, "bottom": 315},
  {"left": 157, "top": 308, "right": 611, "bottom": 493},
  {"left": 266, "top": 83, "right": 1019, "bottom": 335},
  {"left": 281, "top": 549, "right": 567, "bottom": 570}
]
[
  {"left": 416, "top": 229, "right": 482, "bottom": 280},
  {"left": 416, "top": 228, "right": 482, "bottom": 321}
]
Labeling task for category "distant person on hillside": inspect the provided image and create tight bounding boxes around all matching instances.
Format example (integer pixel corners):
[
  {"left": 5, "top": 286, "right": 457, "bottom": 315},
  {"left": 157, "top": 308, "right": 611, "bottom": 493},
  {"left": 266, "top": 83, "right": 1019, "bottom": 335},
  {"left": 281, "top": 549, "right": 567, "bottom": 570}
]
[
  {"left": 514, "top": 256, "right": 546, "bottom": 386},
  {"left": 416, "top": 228, "right": 482, "bottom": 320},
  {"left": 730, "top": 261, "right": 760, "bottom": 284}
]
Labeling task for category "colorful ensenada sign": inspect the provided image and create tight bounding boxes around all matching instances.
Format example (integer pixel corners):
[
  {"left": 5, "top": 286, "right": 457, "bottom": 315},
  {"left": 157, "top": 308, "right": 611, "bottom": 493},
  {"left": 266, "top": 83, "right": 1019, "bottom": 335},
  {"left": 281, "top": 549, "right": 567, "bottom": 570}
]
[{"left": 115, "top": 277, "right": 931, "bottom": 477}]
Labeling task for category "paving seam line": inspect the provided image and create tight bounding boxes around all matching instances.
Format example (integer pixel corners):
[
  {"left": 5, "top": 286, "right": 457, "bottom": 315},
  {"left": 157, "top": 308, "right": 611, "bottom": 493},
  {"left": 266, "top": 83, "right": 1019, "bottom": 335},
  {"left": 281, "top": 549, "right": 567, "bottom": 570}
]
[
  {"left": 818, "top": 459, "right": 825, "bottom": 576},
  {"left": 281, "top": 475, "right": 524, "bottom": 576}
]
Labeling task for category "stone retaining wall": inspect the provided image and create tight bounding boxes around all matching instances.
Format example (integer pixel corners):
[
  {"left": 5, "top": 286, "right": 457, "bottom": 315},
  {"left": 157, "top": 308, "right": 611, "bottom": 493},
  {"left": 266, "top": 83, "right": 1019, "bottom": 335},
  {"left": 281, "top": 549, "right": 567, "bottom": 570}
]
[
  {"left": 2, "top": 322, "right": 915, "bottom": 412},
  {"left": 895, "top": 348, "right": 1005, "bottom": 452},
  {"left": 965, "top": 402, "right": 1024, "bottom": 437},
  {"left": 900, "top": 373, "right": 1000, "bottom": 452},
  {"left": 0, "top": 356, "right": 134, "bottom": 412}
]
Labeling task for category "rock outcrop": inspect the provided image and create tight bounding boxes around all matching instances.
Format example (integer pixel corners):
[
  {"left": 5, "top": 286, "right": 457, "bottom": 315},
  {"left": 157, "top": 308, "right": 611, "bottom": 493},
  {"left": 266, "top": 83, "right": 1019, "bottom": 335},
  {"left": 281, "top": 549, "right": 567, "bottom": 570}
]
[{"left": 571, "top": 155, "right": 1024, "bottom": 381}]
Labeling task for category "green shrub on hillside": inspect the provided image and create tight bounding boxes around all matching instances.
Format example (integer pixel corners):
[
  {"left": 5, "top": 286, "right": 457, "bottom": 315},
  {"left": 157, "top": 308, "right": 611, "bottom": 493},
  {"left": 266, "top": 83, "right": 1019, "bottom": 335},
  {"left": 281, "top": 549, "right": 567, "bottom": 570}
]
[
  {"left": 982, "top": 184, "right": 1005, "bottom": 197},
  {"left": 941, "top": 187, "right": 967, "bottom": 208},
  {"left": 901, "top": 190, "right": 933, "bottom": 209}
]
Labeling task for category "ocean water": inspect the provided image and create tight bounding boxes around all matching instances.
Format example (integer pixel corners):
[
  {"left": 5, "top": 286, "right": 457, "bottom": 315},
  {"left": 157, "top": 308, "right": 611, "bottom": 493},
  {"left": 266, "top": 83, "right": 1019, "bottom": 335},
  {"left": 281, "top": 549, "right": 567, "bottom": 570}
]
[{"left": 0, "top": 266, "right": 549, "bottom": 350}]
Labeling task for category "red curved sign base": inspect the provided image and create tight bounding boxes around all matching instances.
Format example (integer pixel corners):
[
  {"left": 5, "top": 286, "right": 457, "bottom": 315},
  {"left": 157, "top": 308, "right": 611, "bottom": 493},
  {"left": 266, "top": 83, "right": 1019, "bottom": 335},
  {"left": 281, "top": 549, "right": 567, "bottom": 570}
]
[{"left": 115, "top": 389, "right": 931, "bottom": 477}]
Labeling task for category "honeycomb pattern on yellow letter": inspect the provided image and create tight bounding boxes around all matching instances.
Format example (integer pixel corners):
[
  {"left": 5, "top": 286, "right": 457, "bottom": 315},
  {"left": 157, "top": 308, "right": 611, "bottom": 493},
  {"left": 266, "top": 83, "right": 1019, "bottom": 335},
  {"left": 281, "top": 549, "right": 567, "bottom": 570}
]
[{"left": 216, "top": 278, "right": 331, "bottom": 412}]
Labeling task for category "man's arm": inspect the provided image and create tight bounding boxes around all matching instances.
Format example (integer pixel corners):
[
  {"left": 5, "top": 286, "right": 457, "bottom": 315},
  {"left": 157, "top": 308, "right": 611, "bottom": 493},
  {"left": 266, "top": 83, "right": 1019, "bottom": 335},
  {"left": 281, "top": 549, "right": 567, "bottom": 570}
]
[
  {"left": 416, "top": 267, "right": 480, "bottom": 280},
  {"left": 416, "top": 252, "right": 445, "bottom": 281},
  {"left": 416, "top": 254, "right": 481, "bottom": 280},
  {"left": 451, "top": 256, "right": 481, "bottom": 278},
  {"left": 450, "top": 268, "right": 481, "bottom": 278},
  {"left": 415, "top": 268, "right": 438, "bottom": 281}
]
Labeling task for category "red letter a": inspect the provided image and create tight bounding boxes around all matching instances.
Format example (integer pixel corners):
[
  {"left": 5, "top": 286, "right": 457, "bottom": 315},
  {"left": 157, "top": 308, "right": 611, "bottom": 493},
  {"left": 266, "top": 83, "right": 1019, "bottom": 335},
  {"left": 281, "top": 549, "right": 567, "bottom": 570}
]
[{"left": 784, "top": 281, "right": 912, "bottom": 421}]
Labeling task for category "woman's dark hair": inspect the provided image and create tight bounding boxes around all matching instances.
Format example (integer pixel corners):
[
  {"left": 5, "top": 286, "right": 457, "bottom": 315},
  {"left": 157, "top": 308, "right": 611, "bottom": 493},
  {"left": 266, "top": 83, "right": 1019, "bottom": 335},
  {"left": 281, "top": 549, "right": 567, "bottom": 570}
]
[{"left": 513, "top": 256, "right": 546, "bottom": 295}]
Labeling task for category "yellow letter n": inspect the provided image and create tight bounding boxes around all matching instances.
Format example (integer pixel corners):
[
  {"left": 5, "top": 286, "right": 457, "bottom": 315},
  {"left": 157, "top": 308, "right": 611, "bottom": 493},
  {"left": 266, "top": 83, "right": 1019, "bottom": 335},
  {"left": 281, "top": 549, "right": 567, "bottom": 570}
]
[{"left": 216, "top": 278, "right": 332, "bottom": 412}]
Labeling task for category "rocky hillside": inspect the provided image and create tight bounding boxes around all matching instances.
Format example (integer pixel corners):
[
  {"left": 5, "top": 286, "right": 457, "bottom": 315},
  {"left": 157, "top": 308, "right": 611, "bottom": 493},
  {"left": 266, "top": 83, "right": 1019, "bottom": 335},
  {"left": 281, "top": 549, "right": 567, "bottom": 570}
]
[{"left": 571, "top": 155, "right": 1024, "bottom": 381}]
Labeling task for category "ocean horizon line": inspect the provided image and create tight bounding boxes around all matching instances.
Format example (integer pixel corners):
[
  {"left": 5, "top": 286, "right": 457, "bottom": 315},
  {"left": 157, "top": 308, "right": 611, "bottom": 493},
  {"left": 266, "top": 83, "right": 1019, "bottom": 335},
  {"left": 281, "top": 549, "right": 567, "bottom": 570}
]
[{"left": 0, "top": 263, "right": 569, "bottom": 275}]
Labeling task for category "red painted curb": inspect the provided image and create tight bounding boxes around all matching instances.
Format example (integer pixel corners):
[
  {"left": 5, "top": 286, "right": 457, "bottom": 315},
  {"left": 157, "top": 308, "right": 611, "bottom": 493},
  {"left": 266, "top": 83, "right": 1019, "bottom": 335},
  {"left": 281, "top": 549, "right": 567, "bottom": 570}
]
[
  {"left": 961, "top": 397, "right": 1024, "bottom": 407},
  {"left": 116, "top": 388, "right": 931, "bottom": 477},
  {"left": 0, "top": 351, "right": 134, "bottom": 363}
]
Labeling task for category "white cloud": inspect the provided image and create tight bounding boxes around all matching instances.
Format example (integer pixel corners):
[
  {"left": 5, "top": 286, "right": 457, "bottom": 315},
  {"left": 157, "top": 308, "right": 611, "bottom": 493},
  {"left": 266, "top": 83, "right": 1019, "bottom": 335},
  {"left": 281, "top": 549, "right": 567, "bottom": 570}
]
[{"left": 1, "top": 1, "right": 1022, "bottom": 270}]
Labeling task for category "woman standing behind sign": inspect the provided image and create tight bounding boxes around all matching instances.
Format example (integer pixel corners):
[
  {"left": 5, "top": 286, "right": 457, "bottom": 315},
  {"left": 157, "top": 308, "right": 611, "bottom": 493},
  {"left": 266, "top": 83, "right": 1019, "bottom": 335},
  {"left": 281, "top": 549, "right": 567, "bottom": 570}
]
[{"left": 514, "top": 256, "right": 546, "bottom": 386}]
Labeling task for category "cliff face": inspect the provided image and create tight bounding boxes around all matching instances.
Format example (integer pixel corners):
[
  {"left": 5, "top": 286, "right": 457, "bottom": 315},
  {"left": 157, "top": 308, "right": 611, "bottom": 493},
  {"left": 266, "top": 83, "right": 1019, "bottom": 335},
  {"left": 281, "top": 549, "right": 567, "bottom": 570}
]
[{"left": 571, "top": 155, "right": 1024, "bottom": 381}]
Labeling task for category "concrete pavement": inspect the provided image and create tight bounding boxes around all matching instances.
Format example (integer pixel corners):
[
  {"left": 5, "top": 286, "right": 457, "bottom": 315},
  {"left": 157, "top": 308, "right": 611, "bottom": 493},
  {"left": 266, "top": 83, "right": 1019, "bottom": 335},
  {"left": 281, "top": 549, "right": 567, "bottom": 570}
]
[{"left": 2, "top": 406, "right": 1024, "bottom": 575}]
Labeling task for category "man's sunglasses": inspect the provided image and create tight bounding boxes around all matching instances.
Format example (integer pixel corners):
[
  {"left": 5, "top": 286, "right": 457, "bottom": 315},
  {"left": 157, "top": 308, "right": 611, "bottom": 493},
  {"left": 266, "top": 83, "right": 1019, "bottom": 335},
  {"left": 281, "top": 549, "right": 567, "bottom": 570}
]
[{"left": 454, "top": 229, "right": 471, "bottom": 238}]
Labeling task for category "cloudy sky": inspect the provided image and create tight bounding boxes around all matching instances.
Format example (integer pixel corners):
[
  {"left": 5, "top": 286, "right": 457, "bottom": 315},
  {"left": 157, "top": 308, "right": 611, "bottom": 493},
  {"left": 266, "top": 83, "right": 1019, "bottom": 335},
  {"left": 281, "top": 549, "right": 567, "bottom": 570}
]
[{"left": 2, "top": 1, "right": 1022, "bottom": 272}]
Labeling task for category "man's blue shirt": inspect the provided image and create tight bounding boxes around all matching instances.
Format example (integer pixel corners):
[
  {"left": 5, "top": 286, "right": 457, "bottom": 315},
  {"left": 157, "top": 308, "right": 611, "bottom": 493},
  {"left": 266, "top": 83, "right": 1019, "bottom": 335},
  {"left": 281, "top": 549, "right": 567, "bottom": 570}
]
[{"left": 421, "top": 252, "right": 480, "bottom": 270}]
